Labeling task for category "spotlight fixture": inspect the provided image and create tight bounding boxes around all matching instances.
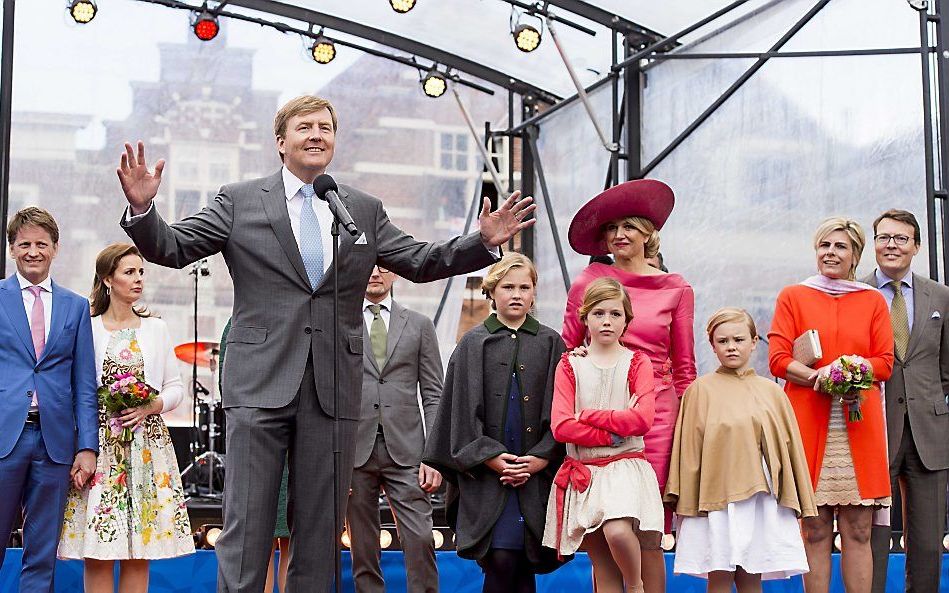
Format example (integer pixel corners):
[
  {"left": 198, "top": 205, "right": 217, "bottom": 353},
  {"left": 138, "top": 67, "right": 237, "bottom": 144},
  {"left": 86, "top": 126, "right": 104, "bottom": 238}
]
[
  {"left": 421, "top": 66, "right": 447, "bottom": 98},
  {"left": 340, "top": 530, "right": 352, "bottom": 549},
  {"left": 379, "top": 529, "right": 393, "bottom": 549},
  {"left": 389, "top": 0, "right": 417, "bottom": 13},
  {"left": 68, "top": 0, "right": 97, "bottom": 24},
  {"left": 193, "top": 10, "right": 220, "bottom": 41},
  {"left": 907, "top": 0, "right": 928, "bottom": 10},
  {"left": 311, "top": 35, "right": 336, "bottom": 64},
  {"left": 513, "top": 23, "right": 542, "bottom": 52}
]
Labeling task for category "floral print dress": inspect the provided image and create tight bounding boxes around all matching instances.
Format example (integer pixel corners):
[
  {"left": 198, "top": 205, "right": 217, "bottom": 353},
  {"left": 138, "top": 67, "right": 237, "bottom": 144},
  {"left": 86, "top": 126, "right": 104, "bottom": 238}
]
[{"left": 59, "top": 328, "right": 194, "bottom": 560}]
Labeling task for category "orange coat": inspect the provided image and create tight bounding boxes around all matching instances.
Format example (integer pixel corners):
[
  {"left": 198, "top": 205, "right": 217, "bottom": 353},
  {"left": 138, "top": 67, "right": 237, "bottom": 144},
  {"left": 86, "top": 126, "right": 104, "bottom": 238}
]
[{"left": 768, "top": 285, "right": 894, "bottom": 500}]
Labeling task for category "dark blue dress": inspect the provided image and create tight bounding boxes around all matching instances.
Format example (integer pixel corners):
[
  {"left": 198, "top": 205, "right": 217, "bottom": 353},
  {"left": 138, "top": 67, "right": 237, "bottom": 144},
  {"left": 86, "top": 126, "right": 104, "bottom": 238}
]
[{"left": 490, "top": 372, "right": 525, "bottom": 550}]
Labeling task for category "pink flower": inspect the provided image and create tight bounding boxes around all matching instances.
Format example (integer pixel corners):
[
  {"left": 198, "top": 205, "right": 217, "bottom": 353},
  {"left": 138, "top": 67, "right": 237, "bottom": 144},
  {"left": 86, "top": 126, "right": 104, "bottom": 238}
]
[{"left": 108, "top": 417, "right": 123, "bottom": 437}]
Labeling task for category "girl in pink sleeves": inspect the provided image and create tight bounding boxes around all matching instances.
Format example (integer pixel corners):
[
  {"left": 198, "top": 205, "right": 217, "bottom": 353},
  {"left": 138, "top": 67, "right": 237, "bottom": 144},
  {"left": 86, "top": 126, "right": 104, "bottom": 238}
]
[{"left": 562, "top": 180, "right": 695, "bottom": 593}]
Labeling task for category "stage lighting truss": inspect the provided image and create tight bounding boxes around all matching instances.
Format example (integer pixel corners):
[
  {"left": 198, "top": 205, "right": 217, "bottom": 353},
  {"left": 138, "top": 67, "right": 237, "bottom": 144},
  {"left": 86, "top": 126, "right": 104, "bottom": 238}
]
[
  {"left": 68, "top": 0, "right": 97, "bottom": 24},
  {"left": 420, "top": 66, "right": 447, "bottom": 98},
  {"left": 192, "top": 10, "right": 220, "bottom": 41},
  {"left": 311, "top": 34, "right": 337, "bottom": 64},
  {"left": 510, "top": 9, "right": 543, "bottom": 53},
  {"left": 389, "top": 0, "right": 417, "bottom": 13}
]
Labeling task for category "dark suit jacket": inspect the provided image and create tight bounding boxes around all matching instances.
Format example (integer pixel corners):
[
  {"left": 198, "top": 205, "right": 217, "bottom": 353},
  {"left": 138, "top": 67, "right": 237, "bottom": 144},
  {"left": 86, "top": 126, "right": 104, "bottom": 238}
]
[
  {"left": 122, "top": 170, "right": 495, "bottom": 420},
  {"left": 355, "top": 300, "right": 442, "bottom": 468},
  {"left": 0, "top": 275, "right": 98, "bottom": 464},
  {"left": 863, "top": 271, "right": 949, "bottom": 470}
]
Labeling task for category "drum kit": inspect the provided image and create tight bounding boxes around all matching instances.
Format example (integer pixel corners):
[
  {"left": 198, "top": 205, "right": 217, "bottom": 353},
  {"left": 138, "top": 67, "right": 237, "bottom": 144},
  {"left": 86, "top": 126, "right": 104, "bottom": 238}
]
[{"left": 176, "top": 338, "right": 225, "bottom": 499}]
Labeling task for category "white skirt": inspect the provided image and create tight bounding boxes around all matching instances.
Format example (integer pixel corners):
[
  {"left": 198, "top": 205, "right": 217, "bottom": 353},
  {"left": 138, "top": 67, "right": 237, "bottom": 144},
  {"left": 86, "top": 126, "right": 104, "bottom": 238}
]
[
  {"left": 542, "top": 457, "right": 664, "bottom": 555},
  {"left": 673, "top": 459, "right": 809, "bottom": 580}
]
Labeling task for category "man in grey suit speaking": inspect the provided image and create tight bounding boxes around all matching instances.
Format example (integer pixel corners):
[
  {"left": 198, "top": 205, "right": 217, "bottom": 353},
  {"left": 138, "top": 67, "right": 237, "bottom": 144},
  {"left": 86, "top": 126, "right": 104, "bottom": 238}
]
[
  {"left": 115, "top": 95, "right": 534, "bottom": 593},
  {"left": 347, "top": 265, "right": 443, "bottom": 593},
  {"left": 865, "top": 209, "right": 949, "bottom": 593}
]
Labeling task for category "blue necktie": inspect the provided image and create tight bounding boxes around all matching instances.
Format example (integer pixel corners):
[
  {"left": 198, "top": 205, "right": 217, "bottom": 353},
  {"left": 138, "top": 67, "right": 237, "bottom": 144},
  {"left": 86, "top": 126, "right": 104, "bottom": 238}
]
[{"left": 299, "top": 184, "right": 324, "bottom": 289}]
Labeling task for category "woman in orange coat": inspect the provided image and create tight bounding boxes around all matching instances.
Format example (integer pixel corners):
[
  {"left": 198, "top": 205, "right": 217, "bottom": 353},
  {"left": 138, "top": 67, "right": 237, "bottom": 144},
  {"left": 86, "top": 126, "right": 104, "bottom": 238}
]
[{"left": 768, "top": 217, "right": 893, "bottom": 593}]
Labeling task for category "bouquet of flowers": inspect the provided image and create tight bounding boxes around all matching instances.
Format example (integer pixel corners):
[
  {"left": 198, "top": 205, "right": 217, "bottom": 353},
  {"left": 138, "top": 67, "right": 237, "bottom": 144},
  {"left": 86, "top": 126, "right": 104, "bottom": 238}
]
[
  {"left": 97, "top": 371, "right": 158, "bottom": 442},
  {"left": 817, "top": 355, "right": 874, "bottom": 422}
]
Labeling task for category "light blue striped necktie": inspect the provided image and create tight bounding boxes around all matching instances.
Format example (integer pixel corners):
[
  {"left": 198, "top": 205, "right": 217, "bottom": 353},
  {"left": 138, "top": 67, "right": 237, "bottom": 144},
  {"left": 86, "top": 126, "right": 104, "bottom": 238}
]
[{"left": 299, "top": 183, "right": 324, "bottom": 289}]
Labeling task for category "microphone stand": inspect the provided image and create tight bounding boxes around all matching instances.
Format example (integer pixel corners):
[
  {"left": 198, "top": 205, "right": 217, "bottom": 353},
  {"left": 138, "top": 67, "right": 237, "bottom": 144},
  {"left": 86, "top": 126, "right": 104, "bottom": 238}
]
[
  {"left": 330, "top": 214, "right": 342, "bottom": 593},
  {"left": 188, "top": 260, "right": 209, "bottom": 470}
]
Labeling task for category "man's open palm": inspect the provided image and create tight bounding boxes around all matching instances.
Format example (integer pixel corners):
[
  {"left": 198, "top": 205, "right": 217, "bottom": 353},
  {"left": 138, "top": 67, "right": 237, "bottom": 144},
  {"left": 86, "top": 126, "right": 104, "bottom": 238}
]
[{"left": 117, "top": 141, "right": 165, "bottom": 215}]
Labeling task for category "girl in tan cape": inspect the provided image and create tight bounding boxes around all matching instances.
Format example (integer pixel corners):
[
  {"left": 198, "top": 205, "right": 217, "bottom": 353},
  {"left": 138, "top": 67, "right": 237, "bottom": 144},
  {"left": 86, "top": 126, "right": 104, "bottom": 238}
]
[{"left": 665, "top": 308, "right": 817, "bottom": 592}]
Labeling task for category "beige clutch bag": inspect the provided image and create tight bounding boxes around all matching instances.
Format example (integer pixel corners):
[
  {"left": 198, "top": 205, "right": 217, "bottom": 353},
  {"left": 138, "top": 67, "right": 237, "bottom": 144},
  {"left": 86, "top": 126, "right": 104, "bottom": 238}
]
[{"left": 793, "top": 329, "right": 822, "bottom": 366}]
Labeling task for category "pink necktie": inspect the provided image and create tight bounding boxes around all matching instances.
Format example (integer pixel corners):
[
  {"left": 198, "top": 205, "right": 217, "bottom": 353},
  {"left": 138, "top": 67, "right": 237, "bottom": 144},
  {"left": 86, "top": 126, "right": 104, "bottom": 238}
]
[{"left": 27, "top": 285, "right": 44, "bottom": 407}]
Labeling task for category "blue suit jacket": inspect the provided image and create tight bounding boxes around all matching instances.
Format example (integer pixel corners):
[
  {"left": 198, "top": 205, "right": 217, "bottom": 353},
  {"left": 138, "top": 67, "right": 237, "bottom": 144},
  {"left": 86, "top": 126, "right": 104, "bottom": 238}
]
[{"left": 0, "top": 275, "right": 98, "bottom": 464}]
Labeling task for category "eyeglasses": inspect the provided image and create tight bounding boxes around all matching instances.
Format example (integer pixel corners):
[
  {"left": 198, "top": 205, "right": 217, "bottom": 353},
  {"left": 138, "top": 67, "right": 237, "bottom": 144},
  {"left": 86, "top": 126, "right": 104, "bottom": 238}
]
[
  {"left": 874, "top": 234, "right": 912, "bottom": 246},
  {"left": 374, "top": 265, "right": 392, "bottom": 274}
]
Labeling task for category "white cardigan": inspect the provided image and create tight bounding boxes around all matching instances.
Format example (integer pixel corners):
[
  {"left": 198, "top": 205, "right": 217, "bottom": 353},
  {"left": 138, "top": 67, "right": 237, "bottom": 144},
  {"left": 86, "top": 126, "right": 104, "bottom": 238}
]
[{"left": 92, "top": 315, "right": 185, "bottom": 414}]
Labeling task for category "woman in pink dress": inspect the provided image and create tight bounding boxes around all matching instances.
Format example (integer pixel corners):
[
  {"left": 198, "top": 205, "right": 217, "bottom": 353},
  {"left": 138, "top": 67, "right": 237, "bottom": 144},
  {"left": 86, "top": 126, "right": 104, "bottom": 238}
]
[{"left": 562, "top": 179, "right": 696, "bottom": 593}]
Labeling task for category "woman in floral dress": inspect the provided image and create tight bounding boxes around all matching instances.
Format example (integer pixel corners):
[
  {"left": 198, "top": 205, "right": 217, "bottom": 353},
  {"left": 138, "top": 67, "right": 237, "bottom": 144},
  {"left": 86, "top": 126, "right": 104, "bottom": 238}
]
[{"left": 59, "top": 243, "right": 193, "bottom": 593}]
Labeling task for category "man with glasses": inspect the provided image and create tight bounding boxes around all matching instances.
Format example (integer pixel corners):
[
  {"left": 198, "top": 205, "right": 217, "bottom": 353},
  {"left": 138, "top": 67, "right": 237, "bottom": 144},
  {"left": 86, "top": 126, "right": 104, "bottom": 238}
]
[
  {"left": 863, "top": 209, "right": 949, "bottom": 593},
  {"left": 347, "top": 265, "right": 443, "bottom": 593}
]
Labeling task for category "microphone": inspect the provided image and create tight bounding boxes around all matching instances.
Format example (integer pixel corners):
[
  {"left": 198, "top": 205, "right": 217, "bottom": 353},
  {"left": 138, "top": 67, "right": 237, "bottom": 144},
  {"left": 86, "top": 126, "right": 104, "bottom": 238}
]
[{"left": 312, "top": 174, "right": 359, "bottom": 237}]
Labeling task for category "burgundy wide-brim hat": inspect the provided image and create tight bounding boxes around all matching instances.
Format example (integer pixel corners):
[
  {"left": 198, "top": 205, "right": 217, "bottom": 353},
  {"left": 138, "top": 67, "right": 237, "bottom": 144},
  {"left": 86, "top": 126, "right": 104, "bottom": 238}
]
[{"left": 568, "top": 179, "right": 675, "bottom": 257}]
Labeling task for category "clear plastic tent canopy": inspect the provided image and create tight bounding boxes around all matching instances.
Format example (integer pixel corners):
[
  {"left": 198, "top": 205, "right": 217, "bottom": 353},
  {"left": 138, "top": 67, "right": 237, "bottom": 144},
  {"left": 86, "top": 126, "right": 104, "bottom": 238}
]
[{"left": 1, "top": 0, "right": 932, "bottom": 385}]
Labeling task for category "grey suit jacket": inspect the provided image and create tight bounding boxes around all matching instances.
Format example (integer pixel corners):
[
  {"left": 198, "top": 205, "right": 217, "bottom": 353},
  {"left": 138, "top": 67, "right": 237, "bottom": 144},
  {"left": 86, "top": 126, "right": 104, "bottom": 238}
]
[
  {"left": 122, "top": 170, "right": 495, "bottom": 420},
  {"left": 863, "top": 271, "right": 949, "bottom": 469},
  {"left": 354, "top": 300, "right": 442, "bottom": 468}
]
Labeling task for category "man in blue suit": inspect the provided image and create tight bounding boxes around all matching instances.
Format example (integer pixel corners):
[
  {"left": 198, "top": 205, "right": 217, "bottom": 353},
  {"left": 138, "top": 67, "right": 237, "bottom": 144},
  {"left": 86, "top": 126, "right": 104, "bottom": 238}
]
[{"left": 0, "top": 207, "right": 98, "bottom": 592}]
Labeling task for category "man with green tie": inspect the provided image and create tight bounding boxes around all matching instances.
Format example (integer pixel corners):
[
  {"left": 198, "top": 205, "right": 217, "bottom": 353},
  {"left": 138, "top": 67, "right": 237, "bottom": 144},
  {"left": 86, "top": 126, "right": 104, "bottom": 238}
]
[
  {"left": 865, "top": 209, "right": 949, "bottom": 593},
  {"left": 347, "top": 265, "right": 444, "bottom": 593}
]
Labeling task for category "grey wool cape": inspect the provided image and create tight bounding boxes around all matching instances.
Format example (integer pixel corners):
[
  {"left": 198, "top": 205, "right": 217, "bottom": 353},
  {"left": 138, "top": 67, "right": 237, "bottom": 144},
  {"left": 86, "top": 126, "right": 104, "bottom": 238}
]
[{"left": 423, "top": 314, "right": 568, "bottom": 573}]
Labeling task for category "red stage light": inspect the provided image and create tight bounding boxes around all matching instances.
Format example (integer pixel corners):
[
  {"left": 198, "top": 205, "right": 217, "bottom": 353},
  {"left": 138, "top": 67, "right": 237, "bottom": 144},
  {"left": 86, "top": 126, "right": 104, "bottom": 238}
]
[{"left": 193, "top": 12, "right": 220, "bottom": 41}]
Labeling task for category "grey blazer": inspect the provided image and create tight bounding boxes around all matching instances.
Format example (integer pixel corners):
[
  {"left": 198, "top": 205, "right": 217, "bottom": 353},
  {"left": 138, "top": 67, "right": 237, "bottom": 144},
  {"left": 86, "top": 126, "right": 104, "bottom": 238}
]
[
  {"left": 863, "top": 271, "right": 949, "bottom": 469},
  {"left": 354, "top": 300, "right": 442, "bottom": 468},
  {"left": 122, "top": 170, "right": 495, "bottom": 420}
]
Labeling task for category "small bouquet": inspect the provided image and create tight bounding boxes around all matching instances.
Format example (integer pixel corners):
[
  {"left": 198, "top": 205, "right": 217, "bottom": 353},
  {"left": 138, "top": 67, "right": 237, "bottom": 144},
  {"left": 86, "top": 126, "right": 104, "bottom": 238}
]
[
  {"left": 817, "top": 355, "right": 873, "bottom": 422},
  {"left": 97, "top": 371, "right": 158, "bottom": 442}
]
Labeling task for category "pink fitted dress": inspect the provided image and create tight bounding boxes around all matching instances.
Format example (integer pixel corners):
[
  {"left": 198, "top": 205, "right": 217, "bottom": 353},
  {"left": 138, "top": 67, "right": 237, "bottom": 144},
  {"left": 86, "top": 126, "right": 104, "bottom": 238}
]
[{"left": 562, "top": 263, "right": 696, "bottom": 529}]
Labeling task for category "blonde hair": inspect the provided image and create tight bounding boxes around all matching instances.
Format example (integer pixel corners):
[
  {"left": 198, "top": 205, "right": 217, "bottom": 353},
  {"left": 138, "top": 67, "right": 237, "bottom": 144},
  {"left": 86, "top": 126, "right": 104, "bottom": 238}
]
[
  {"left": 706, "top": 307, "right": 757, "bottom": 342},
  {"left": 813, "top": 216, "right": 866, "bottom": 281},
  {"left": 606, "top": 216, "right": 660, "bottom": 259},
  {"left": 578, "top": 277, "right": 634, "bottom": 330},
  {"left": 481, "top": 253, "right": 538, "bottom": 309}
]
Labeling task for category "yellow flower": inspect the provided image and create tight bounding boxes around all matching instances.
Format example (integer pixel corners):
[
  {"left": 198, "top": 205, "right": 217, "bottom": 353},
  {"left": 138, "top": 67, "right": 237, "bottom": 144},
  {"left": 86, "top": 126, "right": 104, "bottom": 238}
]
[
  {"left": 156, "top": 472, "right": 171, "bottom": 488},
  {"left": 142, "top": 527, "right": 152, "bottom": 545},
  {"left": 129, "top": 340, "right": 141, "bottom": 353},
  {"left": 142, "top": 449, "right": 152, "bottom": 464}
]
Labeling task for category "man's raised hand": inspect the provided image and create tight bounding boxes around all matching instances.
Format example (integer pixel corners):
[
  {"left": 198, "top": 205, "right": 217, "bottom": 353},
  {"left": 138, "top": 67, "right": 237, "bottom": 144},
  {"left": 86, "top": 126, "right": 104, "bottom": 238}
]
[
  {"left": 117, "top": 141, "right": 165, "bottom": 215},
  {"left": 478, "top": 190, "right": 537, "bottom": 248}
]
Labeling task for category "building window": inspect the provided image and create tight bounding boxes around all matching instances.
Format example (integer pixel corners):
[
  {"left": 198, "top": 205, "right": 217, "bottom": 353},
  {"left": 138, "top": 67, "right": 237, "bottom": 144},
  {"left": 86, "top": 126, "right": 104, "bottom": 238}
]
[{"left": 440, "top": 133, "right": 469, "bottom": 171}]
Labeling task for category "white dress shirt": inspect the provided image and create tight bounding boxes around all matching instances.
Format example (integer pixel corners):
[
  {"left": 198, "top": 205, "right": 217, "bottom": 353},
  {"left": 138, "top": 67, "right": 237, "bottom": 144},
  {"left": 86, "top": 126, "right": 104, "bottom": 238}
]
[
  {"left": 283, "top": 166, "right": 334, "bottom": 275},
  {"left": 17, "top": 272, "right": 52, "bottom": 411},
  {"left": 363, "top": 294, "right": 393, "bottom": 332},
  {"left": 16, "top": 272, "right": 52, "bottom": 342}
]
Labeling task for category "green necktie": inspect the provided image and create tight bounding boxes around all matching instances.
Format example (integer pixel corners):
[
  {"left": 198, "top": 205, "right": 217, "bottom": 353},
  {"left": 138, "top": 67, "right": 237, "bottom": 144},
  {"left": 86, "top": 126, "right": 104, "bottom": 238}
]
[
  {"left": 368, "top": 304, "right": 387, "bottom": 369},
  {"left": 889, "top": 281, "right": 910, "bottom": 360}
]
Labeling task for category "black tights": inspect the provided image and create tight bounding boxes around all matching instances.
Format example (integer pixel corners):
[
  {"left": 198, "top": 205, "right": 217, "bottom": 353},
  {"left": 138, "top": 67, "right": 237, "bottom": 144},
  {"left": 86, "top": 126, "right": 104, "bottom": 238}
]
[{"left": 482, "top": 549, "right": 536, "bottom": 593}]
